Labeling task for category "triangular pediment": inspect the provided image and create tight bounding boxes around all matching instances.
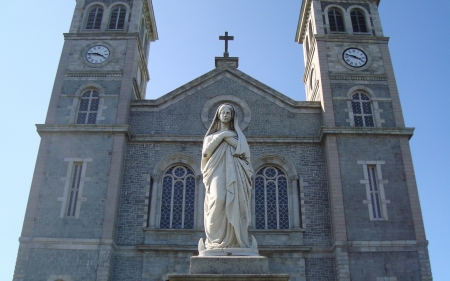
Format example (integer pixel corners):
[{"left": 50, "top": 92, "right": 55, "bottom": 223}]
[{"left": 132, "top": 65, "right": 319, "bottom": 113}]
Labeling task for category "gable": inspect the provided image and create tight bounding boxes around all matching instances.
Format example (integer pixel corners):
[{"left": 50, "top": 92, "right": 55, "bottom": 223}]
[{"left": 130, "top": 66, "right": 322, "bottom": 138}]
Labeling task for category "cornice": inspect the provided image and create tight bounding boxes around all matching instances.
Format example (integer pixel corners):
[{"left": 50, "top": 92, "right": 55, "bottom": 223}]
[
  {"left": 315, "top": 34, "right": 390, "bottom": 43},
  {"left": 64, "top": 32, "right": 140, "bottom": 40},
  {"left": 132, "top": 135, "right": 320, "bottom": 144},
  {"left": 143, "top": 0, "right": 158, "bottom": 41},
  {"left": 329, "top": 75, "right": 387, "bottom": 81},
  {"left": 136, "top": 244, "right": 311, "bottom": 253},
  {"left": 319, "top": 126, "right": 415, "bottom": 142},
  {"left": 36, "top": 124, "right": 132, "bottom": 138},
  {"left": 65, "top": 71, "right": 122, "bottom": 78}
]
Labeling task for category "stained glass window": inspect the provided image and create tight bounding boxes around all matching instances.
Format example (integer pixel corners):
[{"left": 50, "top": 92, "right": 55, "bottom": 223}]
[
  {"left": 67, "top": 163, "right": 83, "bottom": 217},
  {"left": 255, "top": 166, "right": 289, "bottom": 229},
  {"left": 77, "top": 90, "right": 99, "bottom": 124},
  {"left": 86, "top": 7, "right": 103, "bottom": 30},
  {"left": 352, "top": 93, "right": 374, "bottom": 127},
  {"left": 108, "top": 6, "right": 126, "bottom": 30},
  {"left": 328, "top": 9, "right": 345, "bottom": 32},
  {"left": 160, "top": 166, "right": 195, "bottom": 229},
  {"left": 351, "top": 9, "right": 368, "bottom": 33}
]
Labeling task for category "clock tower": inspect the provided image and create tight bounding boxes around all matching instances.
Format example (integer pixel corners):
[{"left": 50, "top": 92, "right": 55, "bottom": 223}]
[
  {"left": 296, "top": 0, "right": 432, "bottom": 280},
  {"left": 14, "top": 1, "right": 157, "bottom": 280}
]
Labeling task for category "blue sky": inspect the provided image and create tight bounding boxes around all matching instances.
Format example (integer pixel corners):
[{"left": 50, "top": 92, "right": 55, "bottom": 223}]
[{"left": 0, "top": 0, "right": 449, "bottom": 280}]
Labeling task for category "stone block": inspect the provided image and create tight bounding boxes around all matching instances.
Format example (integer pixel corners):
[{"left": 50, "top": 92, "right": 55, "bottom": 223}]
[
  {"left": 168, "top": 274, "right": 290, "bottom": 281},
  {"left": 190, "top": 256, "right": 269, "bottom": 274}
]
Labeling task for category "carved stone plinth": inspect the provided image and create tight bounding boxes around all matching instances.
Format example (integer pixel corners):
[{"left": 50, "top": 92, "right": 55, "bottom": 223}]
[
  {"left": 167, "top": 256, "right": 290, "bottom": 281},
  {"left": 190, "top": 256, "right": 269, "bottom": 274}
]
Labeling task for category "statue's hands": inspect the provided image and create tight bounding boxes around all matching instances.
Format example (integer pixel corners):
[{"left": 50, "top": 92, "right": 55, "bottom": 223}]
[{"left": 219, "top": 131, "right": 236, "bottom": 139}]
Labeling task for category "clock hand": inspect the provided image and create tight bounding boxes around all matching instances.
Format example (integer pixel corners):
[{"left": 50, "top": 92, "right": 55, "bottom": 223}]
[
  {"left": 348, "top": 54, "right": 364, "bottom": 61},
  {"left": 88, "top": 52, "right": 106, "bottom": 58}
]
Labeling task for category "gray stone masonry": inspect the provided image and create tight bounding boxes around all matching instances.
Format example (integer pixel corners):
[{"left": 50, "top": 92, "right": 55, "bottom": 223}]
[
  {"left": 349, "top": 252, "right": 421, "bottom": 280},
  {"left": 190, "top": 257, "right": 269, "bottom": 274},
  {"left": 337, "top": 136, "right": 416, "bottom": 241}
]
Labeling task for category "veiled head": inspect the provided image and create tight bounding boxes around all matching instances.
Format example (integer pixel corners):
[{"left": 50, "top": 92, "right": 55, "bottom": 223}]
[{"left": 205, "top": 103, "right": 237, "bottom": 136}]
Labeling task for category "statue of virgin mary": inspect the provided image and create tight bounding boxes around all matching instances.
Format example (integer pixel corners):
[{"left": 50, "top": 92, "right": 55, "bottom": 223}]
[{"left": 201, "top": 103, "right": 254, "bottom": 249}]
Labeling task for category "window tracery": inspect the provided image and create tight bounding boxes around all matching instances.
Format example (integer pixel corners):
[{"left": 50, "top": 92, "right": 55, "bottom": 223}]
[
  {"left": 160, "top": 165, "right": 196, "bottom": 229},
  {"left": 351, "top": 93, "right": 374, "bottom": 127},
  {"left": 255, "top": 166, "right": 289, "bottom": 229},
  {"left": 77, "top": 90, "right": 99, "bottom": 124}
]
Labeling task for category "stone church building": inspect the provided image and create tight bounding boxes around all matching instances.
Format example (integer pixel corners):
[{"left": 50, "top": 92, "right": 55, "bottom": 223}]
[{"left": 13, "top": 0, "right": 432, "bottom": 280}]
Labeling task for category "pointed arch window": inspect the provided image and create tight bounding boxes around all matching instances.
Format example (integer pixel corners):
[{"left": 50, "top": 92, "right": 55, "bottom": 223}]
[
  {"left": 160, "top": 166, "right": 196, "bottom": 229},
  {"left": 255, "top": 166, "right": 289, "bottom": 229},
  {"left": 77, "top": 90, "right": 99, "bottom": 124},
  {"left": 108, "top": 6, "right": 126, "bottom": 30},
  {"left": 328, "top": 9, "right": 345, "bottom": 32},
  {"left": 351, "top": 9, "right": 368, "bottom": 33},
  {"left": 85, "top": 7, "right": 103, "bottom": 30},
  {"left": 352, "top": 93, "right": 374, "bottom": 127}
]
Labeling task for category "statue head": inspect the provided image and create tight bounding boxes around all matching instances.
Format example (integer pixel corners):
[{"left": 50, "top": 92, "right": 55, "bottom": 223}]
[
  {"left": 206, "top": 103, "right": 237, "bottom": 136},
  {"left": 218, "top": 104, "right": 235, "bottom": 124}
]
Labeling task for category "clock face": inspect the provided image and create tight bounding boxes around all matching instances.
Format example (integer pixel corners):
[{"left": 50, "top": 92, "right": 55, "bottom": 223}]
[
  {"left": 342, "top": 48, "right": 367, "bottom": 68},
  {"left": 86, "top": 45, "right": 110, "bottom": 64}
]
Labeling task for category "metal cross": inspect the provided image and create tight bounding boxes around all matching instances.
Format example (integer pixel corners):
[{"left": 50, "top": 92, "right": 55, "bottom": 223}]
[{"left": 219, "top": 31, "right": 234, "bottom": 58}]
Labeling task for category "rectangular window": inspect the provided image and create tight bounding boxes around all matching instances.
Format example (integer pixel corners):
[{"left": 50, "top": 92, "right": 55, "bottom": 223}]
[
  {"left": 367, "top": 165, "right": 382, "bottom": 219},
  {"left": 58, "top": 158, "right": 91, "bottom": 218},
  {"left": 358, "top": 161, "right": 390, "bottom": 220},
  {"left": 67, "top": 163, "right": 83, "bottom": 216}
]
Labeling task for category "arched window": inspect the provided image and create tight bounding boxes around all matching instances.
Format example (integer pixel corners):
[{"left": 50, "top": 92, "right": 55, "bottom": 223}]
[
  {"left": 305, "top": 37, "right": 310, "bottom": 57},
  {"left": 108, "top": 6, "right": 126, "bottom": 30},
  {"left": 310, "top": 68, "right": 315, "bottom": 91},
  {"left": 255, "top": 166, "right": 289, "bottom": 229},
  {"left": 352, "top": 93, "right": 374, "bottom": 127},
  {"left": 350, "top": 9, "right": 368, "bottom": 33},
  {"left": 76, "top": 90, "right": 99, "bottom": 124},
  {"left": 85, "top": 6, "right": 103, "bottom": 30},
  {"left": 160, "top": 166, "right": 195, "bottom": 229},
  {"left": 328, "top": 9, "right": 345, "bottom": 32}
]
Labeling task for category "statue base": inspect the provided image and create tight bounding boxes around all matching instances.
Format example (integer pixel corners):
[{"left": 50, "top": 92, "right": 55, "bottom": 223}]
[
  {"left": 198, "top": 235, "right": 259, "bottom": 257},
  {"left": 190, "top": 256, "right": 269, "bottom": 274},
  {"left": 167, "top": 256, "right": 290, "bottom": 281}
]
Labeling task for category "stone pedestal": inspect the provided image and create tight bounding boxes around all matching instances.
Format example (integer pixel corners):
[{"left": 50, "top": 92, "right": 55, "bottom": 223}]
[
  {"left": 191, "top": 256, "right": 269, "bottom": 274},
  {"left": 167, "top": 256, "right": 290, "bottom": 281}
]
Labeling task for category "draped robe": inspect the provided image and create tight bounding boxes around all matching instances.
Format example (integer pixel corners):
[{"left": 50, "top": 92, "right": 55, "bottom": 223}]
[{"left": 201, "top": 129, "right": 254, "bottom": 249}]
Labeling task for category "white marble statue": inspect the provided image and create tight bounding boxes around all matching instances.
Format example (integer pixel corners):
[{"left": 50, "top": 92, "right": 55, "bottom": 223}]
[{"left": 200, "top": 103, "right": 255, "bottom": 252}]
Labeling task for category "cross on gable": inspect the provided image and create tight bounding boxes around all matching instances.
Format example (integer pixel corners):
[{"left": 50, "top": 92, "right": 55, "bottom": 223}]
[{"left": 219, "top": 31, "right": 234, "bottom": 58}]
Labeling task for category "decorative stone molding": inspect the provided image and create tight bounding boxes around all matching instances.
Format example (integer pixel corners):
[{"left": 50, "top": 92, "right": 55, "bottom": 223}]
[
  {"left": 65, "top": 72, "right": 122, "bottom": 77},
  {"left": 319, "top": 127, "right": 414, "bottom": 142},
  {"left": 201, "top": 95, "right": 251, "bottom": 130},
  {"left": 330, "top": 75, "right": 387, "bottom": 81}
]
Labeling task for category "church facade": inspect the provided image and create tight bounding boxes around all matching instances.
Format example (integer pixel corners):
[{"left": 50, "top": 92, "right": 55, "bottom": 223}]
[{"left": 13, "top": 0, "right": 432, "bottom": 280}]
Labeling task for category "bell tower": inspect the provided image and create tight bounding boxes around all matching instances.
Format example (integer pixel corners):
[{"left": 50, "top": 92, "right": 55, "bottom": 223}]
[
  {"left": 13, "top": 1, "right": 157, "bottom": 280},
  {"left": 296, "top": 0, "right": 432, "bottom": 280}
]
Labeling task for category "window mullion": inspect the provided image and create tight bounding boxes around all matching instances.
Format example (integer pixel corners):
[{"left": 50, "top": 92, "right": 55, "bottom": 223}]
[
  {"left": 275, "top": 177, "right": 280, "bottom": 229},
  {"left": 170, "top": 176, "right": 174, "bottom": 228},
  {"left": 181, "top": 178, "right": 186, "bottom": 228},
  {"left": 264, "top": 178, "right": 268, "bottom": 229}
]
